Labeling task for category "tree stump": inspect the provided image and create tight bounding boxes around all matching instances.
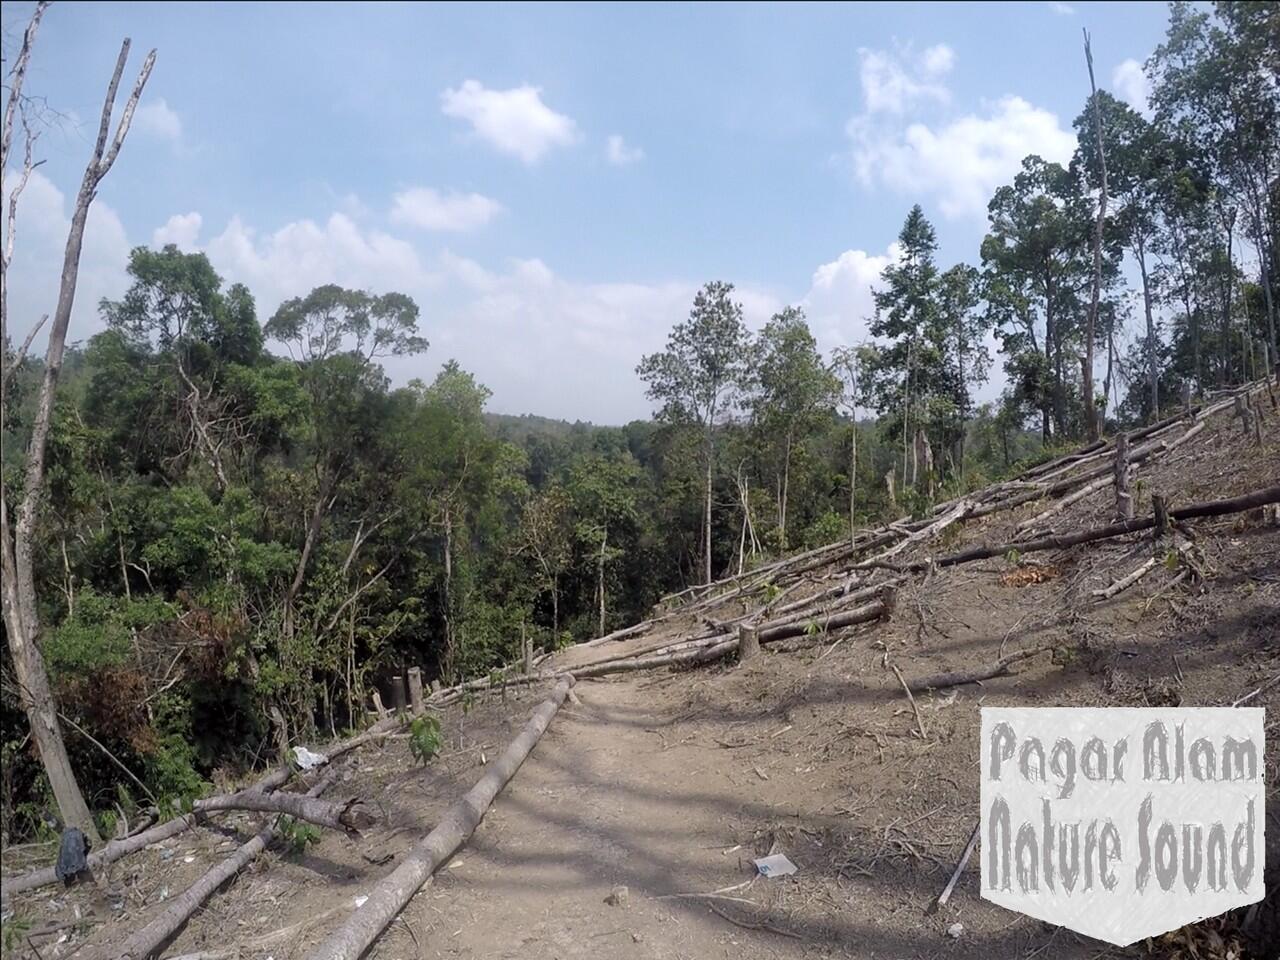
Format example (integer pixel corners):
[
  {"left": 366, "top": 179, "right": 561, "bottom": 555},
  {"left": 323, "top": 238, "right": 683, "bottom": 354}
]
[
  {"left": 737, "top": 623, "right": 760, "bottom": 663},
  {"left": 407, "top": 667, "right": 424, "bottom": 717},
  {"left": 1152, "top": 494, "right": 1169, "bottom": 540},
  {"left": 1114, "top": 432, "right": 1133, "bottom": 520},
  {"left": 522, "top": 622, "right": 532, "bottom": 676}
]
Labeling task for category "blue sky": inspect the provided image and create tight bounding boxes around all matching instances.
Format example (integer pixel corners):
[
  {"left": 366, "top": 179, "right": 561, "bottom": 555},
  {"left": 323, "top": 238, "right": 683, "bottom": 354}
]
[{"left": 5, "top": 1, "right": 1171, "bottom": 422}]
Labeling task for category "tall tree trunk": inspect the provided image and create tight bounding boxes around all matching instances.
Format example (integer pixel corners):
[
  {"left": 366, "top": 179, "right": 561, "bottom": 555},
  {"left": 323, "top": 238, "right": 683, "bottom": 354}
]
[
  {"left": 703, "top": 422, "right": 714, "bottom": 584},
  {"left": 597, "top": 527, "right": 607, "bottom": 637},
  {"left": 0, "top": 19, "right": 154, "bottom": 841},
  {"left": 1082, "top": 30, "right": 1107, "bottom": 442},
  {"left": 1221, "top": 213, "right": 1235, "bottom": 386},
  {"left": 778, "top": 431, "right": 792, "bottom": 550},
  {"left": 955, "top": 324, "right": 967, "bottom": 480},
  {"left": 1135, "top": 237, "right": 1159, "bottom": 421},
  {"left": 443, "top": 506, "right": 455, "bottom": 669},
  {"left": 848, "top": 421, "right": 857, "bottom": 549},
  {"left": 284, "top": 473, "right": 333, "bottom": 640}
]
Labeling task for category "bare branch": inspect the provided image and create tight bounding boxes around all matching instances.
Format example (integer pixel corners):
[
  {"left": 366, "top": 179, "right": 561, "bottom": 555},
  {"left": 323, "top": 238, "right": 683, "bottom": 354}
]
[
  {"left": 0, "top": 0, "right": 48, "bottom": 174},
  {"left": 13, "top": 313, "right": 48, "bottom": 366},
  {"left": 98, "top": 48, "right": 157, "bottom": 178}
]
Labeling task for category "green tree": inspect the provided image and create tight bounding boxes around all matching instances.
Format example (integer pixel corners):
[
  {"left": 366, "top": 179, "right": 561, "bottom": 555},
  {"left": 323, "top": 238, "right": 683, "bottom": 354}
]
[
  {"left": 264, "top": 285, "right": 426, "bottom": 643},
  {"left": 747, "top": 307, "right": 838, "bottom": 549},
  {"left": 861, "top": 206, "right": 959, "bottom": 489},
  {"left": 637, "top": 281, "right": 749, "bottom": 583},
  {"left": 981, "top": 157, "right": 1103, "bottom": 442}
]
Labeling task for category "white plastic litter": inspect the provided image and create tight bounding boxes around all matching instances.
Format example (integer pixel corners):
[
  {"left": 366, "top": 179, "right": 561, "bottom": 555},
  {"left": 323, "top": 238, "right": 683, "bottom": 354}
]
[
  {"left": 293, "top": 746, "right": 328, "bottom": 770},
  {"left": 353, "top": 896, "right": 368, "bottom": 908},
  {"left": 753, "top": 853, "right": 798, "bottom": 878}
]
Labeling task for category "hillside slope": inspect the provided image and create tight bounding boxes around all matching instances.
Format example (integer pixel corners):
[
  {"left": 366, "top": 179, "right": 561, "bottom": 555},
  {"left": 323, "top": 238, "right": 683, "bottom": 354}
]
[{"left": 5, "top": 383, "right": 1277, "bottom": 960}]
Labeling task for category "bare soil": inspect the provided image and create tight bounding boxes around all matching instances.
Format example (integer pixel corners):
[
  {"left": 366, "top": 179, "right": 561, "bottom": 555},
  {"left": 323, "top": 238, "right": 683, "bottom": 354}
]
[{"left": 4, "top": 398, "right": 1277, "bottom": 960}]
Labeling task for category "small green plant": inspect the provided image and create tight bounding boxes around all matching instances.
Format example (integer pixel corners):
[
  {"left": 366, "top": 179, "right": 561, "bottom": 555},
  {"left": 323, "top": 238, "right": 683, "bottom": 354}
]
[
  {"left": 1004, "top": 548, "right": 1022, "bottom": 566},
  {"left": 1164, "top": 549, "right": 1181, "bottom": 571},
  {"left": 278, "top": 816, "right": 321, "bottom": 853},
  {"left": 761, "top": 582, "right": 782, "bottom": 603},
  {"left": 2, "top": 914, "right": 32, "bottom": 957},
  {"left": 803, "top": 619, "right": 822, "bottom": 637},
  {"left": 408, "top": 715, "right": 443, "bottom": 765}
]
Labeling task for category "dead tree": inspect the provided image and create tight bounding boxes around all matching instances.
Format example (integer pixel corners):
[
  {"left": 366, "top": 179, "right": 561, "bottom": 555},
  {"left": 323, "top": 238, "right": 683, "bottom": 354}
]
[
  {"left": 1082, "top": 28, "right": 1109, "bottom": 439},
  {"left": 0, "top": 4, "right": 156, "bottom": 840}
]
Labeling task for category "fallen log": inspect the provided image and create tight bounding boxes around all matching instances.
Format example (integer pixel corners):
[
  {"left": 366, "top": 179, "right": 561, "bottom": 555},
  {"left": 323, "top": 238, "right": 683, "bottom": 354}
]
[
  {"left": 572, "top": 638, "right": 738, "bottom": 678},
  {"left": 90, "top": 770, "right": 340, "bottom": 960},
  {"left": 582, "top": 619, "right": 654, "bottom": 647},
  {"left": 1, "top": 716, "right": 405, "bottom": 898},
  {"left": 758, "top": 596, "right": 892, "bottom": 645},
  {"left": 909, "top": 484, "right": 1280, "bottom": 573},
  {"left": 194, "top": 789, "right": 376, "bottom": 834},
  {"left": 906, "top": 646, "right": 1052, "bottom": 693},
  {"left": 303, "top": 678, "right": 575, "bottom": 960},
  {"left": 1091, "top": 556, "right": 1159, "bottom": 601},
  {"left": 1014, "top": 473, "right": 1112, "bottom": 536}
]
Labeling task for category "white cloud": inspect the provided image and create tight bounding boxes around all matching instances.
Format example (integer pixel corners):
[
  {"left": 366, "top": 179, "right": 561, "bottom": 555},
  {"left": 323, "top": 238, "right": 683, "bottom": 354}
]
[
  {"left": 389, "top": 187, "right": 503, "bottom": 232},
  {"left": 850, "top": 95, "right": 1076, "bottom": 219},
  {"left": 440, "top": 80, "right": 578, "bottom": 163},
  {"left": 153, "top": 211, "right": 203, "bottom": 249},
  {"left": 1112, "top": 59, "right": 1152, "bottom": 116},
  {"left": 800, "top": 245, "right": 897, "bottom": 349},
  {"left": 921, "top": 44, "right": 955, "bottom": 77},
  {"left": 134, "top": 98, "right": 183, "bottom": 142},
  {"left": 204, "top": 212, "right": 435, "bottom": 312},
  {"left": 3, "top": 169, "right": 131, "bottom": 347},
  {"left": 1048, "top": 2, "right": 1075, "bottom": 14},
  {"left": 858, "top": 44, "right": 953, "bottom": 115},
  {"left": 606, "top": 134, "right": 644, "bottom": 166}
]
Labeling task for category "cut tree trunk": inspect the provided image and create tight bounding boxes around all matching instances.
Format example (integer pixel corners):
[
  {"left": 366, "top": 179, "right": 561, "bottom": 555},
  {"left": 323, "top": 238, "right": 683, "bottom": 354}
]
[
  {"left": 913, "top": 485, "right": 1280, "bottom": 573},
  {"left": 1, "top": 714, "right": 406, "bottom": 899},
  {"left": 1114, "top": 432, "right": 1133, "bottom": 520},
  {"left": 737, "top": 623, "right": 760, "bottom": 662},
  {"left": 97, "top": 771, "right": 340, "bottom": 960},
  {"left": 194, "top": 788, "right": 375, "bottom": 833},
  {"left": 906, "top": 646, "right": 1052, "bottom": 693},
  {"left": 304, "top": 678, "right": 575, "bottom": 960},
  {"left": 407, "top": 667, "right": 424, "bottom": 716}
]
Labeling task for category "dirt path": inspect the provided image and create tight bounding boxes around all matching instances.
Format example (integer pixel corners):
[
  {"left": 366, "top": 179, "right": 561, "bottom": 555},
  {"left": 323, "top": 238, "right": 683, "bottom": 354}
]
[{"left": 396, "top": 674, "right": 825, "bottom": 959}]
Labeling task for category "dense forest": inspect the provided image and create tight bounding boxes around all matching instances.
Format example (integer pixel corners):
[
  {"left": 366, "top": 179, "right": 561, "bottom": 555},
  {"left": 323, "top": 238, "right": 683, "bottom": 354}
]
[{"left": 1, "top": 0, "right": 1276, "bottom": 842}]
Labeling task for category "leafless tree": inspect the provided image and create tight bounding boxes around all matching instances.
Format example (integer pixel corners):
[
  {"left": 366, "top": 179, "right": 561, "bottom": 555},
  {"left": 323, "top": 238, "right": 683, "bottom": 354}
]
[{"left": 1, "top": 0, "right": 156, "bottom": 839}]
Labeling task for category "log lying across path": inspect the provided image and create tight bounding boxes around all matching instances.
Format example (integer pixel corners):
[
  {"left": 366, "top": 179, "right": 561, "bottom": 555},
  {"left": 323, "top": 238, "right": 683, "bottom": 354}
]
[
  {"left": 304, "top": 677, "right": 575, "bottom": 960},
  {"left": 2, "top": 715, "right": 405, "bottom": 898},
  {"left": 97, "top": 770, "right": 341, "bottom": 960}
]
